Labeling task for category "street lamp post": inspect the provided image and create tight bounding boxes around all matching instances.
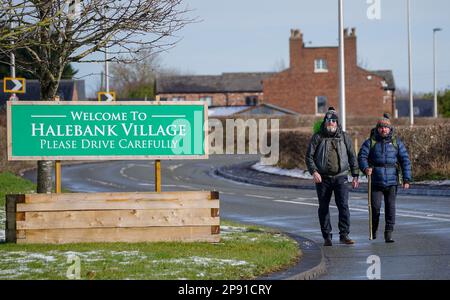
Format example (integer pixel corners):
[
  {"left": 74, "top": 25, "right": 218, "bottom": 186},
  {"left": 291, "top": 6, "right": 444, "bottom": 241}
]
[
  {"left": 6, "top": 1, "right": 16, "bottom": 78},
  {"left": 105, "top": 44, "right": 109, "bottom": 93},
  {"left": 407, "top": 0, "right": 414, "bottom": 126},
  {"left": 103, "top": 7, "right": 110, "bottom": 94},
  {"left": 338, "top": 0, "right": 346, "bottom": 131},
  {"left": 433, "top": 28, "right": 442, "bottom": 118}
]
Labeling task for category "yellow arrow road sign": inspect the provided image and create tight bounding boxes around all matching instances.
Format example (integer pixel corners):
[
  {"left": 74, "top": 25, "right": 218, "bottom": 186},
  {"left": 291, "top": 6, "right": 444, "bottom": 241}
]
[
  {"left": 3, "top": 77, "right": 25, "bottom": 93},
  {"left": 97, "top": 91, "right": 116, "bottom": 102}
]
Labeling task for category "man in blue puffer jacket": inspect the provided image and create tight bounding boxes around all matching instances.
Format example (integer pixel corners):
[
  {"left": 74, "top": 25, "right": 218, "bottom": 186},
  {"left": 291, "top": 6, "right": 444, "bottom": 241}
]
[{"left": 358, "top": 114, "right": 412, "bottom": 243}]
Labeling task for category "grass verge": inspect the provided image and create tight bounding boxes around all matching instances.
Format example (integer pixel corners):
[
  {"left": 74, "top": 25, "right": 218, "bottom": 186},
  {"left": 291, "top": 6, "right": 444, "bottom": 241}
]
[
  {"left": 0, "top": 172, "right": 36, "bottom": 208},
  {"left": 0, "top": 172, "right": 300, "bottom": 280}
]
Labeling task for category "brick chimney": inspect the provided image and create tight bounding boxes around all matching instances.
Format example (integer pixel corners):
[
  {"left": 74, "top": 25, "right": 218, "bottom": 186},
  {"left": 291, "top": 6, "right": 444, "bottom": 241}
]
[
  {"left": 289, "top": 29, "right": 303, "bottom": 69},
  {"left": 344, "top": 27, "right": 357, "bottom": 67}
]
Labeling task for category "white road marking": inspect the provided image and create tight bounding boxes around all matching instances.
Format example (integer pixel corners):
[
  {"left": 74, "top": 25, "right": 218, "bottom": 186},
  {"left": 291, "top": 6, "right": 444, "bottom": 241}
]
[
  {"left": 138, "top": 183, "right": 192, "bottom": 189},
  {"left": 274, "top": 200, "right": 450, "bottom": 222},
  {"left": 119, "top": 164, "right": 142, "bottom": 181},
  {"left": 167, "top": 164, "right": 183, "bottom": 171},
  {"left": 86, "top": 178, "right": 123, "bottom": 188},
  {"left": 275, "top": 200, "right": 319, "bottom": 207},
  {"left": 244, "top": 194, "right": 274, "bottom": 199},
  {"left": 293, "top": 197, "right": 317, "bottom": 201}
]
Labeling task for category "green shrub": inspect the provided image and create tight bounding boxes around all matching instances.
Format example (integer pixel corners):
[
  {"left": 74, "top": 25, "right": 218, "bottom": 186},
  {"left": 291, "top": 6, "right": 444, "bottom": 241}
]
[{"left": 277, "top": 124, "right": 450, "bottom": 181}]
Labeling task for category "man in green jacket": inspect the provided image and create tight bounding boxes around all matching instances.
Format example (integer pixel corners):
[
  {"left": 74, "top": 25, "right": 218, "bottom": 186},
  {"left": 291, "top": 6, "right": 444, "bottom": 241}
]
[{"left": 306, "top": 107, "right": 360, "bottom": 246}]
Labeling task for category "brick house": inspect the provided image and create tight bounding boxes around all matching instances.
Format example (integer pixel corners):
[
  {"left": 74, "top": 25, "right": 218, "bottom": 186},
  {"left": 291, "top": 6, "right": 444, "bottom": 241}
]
[
  {"left": 263, "top": 28, "right": 395, "bottom": 116},
  {"left": 156, "top": 72, "right": 274, "bottom": 107},
  {"left": 156, "top": 28, "right": 395, "bottom": 117}
]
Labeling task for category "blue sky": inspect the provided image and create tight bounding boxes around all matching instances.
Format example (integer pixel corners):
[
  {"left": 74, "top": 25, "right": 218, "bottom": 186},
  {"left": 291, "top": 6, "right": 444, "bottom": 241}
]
[{"left": 75, "top": 0, "right": 450, "bottom": 97}]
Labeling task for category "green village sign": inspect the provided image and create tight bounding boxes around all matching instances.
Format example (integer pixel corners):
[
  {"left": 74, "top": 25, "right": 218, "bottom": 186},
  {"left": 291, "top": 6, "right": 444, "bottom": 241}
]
[{"left": 7, "top": 101, "right": 208, "bottom": 160}]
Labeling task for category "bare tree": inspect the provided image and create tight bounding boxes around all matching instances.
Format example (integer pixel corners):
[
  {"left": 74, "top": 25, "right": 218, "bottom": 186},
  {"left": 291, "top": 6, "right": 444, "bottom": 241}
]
[
  {"left": 111, "top": 49, "right": 160, "bottom": 99},
  {"left": 110, "top": 50, "right": 188, "bottom": 99},
  {"left": 0, "top": 0, "right": 193, "bottom": 193}
]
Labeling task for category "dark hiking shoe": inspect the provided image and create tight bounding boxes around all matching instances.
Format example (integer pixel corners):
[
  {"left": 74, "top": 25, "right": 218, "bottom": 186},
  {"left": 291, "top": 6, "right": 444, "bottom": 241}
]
[
  {"left": 339, "top": 235, "right": 355, "bottom": 245},
  {"left": 384, "top": 231, "right": 395, "bottom": 243},
  {"left": 323, "top": 238, "right": 332, "bottom": 247},
  {"left": 372, "top": 231, "right": 377, "bottom": 240}
]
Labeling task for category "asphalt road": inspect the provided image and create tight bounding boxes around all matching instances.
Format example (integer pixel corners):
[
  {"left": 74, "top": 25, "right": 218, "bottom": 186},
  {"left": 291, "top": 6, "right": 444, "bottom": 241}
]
[{"left": 25, "top": 154, "right": 450, "bottom": 280}]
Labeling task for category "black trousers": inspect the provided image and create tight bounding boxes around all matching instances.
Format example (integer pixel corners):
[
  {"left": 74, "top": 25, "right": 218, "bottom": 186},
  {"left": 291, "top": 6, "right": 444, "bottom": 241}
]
[
  {"left": 371, "top": 185, "right": 397, "bottom": 232},
  {"left": 315, "top": 175, "right": 350, "bottom": 239}
]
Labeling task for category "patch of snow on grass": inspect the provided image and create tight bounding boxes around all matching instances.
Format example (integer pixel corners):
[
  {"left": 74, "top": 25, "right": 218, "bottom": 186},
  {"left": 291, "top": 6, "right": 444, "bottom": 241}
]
[
  {"left": 0, "top": 209, "right": 5, "bottom": 230},
  {"left": 252, "top": 162, "right": 369, "bottom": 182},
  {"left": 152, "top": 256, "right": 251, "bottom": 267},
  {"left": 220, "top": 225, "right": 248, "bottom": 234},
  {"left": 252, "top": 162, "right": 313, "bottom": 179},
  {"left": 416, "top": 180, "right": 450, "bottom": 185},
  {"left": 0, "top": 252, "right": 59, "bottom": 279}
]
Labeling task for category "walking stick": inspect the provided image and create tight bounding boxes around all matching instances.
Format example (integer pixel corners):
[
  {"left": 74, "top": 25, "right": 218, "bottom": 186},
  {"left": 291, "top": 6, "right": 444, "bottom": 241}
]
[{"left": 368, "top": 174, "right": 373, "bottom": 240}]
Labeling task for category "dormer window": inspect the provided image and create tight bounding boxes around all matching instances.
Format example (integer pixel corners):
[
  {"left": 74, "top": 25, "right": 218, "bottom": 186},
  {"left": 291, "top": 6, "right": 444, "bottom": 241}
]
[{"left": 314, "top": 59, "right": 328, "bottom": 73}]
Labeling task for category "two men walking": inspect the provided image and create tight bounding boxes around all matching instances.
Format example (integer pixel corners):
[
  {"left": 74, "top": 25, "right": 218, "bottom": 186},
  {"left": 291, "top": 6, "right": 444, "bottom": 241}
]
[{"left": 306, "top": 108, "right": 412, "bottom": 246}]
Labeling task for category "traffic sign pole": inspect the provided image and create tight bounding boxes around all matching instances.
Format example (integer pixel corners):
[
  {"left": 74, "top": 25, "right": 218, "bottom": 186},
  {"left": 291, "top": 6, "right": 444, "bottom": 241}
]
[
  {"left": 9, "top": 93, "right": 19, "bottom": 101},
  {"left": 11, "top": 20, "right": 16, "bottom": 78}
]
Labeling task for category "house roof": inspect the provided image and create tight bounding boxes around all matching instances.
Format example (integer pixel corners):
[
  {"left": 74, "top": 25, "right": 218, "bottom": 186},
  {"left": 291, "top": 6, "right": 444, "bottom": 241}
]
[
  {"left": 156, "top": 72, "right": 275, "bottom": 94},
  {"left": 208, "top": 103, "right": 299, "bottom": 117},
  {"left": 370, "top": 70, "right": 396, "bottom": 90},
  {"left": 395, "top": 99, "right": 433, "bottom": 117},
  {"left": 208, "top": 106, "right": 250, "bottom": 117}
]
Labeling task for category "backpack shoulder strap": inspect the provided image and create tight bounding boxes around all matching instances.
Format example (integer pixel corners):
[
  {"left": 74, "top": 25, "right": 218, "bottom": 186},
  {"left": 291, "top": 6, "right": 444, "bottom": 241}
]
[
  {"left": 370, "top": 136, "right": 377, "bottom": 150},
  {"left": 392, "top": 135, "right": 398, "bottom": 150}
]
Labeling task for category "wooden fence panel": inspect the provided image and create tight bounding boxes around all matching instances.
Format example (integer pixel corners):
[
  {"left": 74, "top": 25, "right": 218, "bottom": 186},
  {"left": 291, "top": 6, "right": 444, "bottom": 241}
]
[{"left": 6, "top": 191, "right": 220, "bottom": 244}]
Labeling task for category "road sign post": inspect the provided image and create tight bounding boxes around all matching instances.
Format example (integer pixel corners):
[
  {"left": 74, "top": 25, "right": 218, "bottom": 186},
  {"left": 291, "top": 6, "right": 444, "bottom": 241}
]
[
  {"left": 9, "top": 93, "right": 19, "bottom": 101},
  {"left": 155, "top": 159, "right": 161, "bottom": 192},
  {"left": 55, "top": 160, "right": 61, "bottom": 193}
]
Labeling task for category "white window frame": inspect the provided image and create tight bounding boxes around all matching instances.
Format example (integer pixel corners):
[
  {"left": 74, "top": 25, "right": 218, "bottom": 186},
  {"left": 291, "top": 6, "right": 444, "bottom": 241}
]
[
  {"left": 315, "top": 96, "right": 328, "bottom": 115},
  {"left": 200, "top": 96, "right": 213, "bottom": 107},
  {"left": 171, "top": 96, "right": 186, "bottom": 102},
  {"left": 314, "top": 59, "right": 328, "bottom": 73}
]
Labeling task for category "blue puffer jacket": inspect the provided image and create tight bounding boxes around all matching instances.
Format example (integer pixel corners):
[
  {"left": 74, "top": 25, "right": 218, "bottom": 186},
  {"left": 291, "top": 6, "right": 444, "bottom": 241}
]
[{"left": 358, "top": 128, "right": 412, "bottom": 187}]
